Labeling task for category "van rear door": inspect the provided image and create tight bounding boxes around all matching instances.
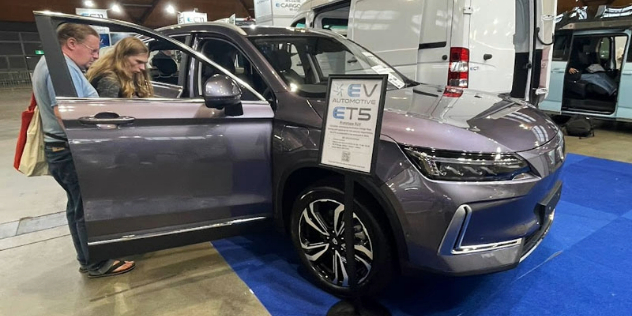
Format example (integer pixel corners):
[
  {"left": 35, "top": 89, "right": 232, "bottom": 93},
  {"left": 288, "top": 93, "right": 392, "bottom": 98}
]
[
  {"left": 467, "top": 0, "right": 516, "bottom": 93},
  {"left": 415, "top": 0, "right": 452, "bottom": 85},
  {"left": 348, "top": 0, "right": 423, "bottom": 80}
]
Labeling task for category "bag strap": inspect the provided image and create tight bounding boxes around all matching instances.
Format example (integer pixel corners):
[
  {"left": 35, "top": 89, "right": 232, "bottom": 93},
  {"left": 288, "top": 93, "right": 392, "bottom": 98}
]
[{"left": 44, "top": 132, "right": 68, "bottom": 142}]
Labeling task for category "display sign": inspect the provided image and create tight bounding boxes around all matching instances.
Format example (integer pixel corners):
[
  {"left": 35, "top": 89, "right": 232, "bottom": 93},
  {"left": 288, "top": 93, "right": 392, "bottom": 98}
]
[
  {"left": 75, "top": 8, "right": 109, "bottom": 33},
  {"left": 254, "top": 0, "right": 273, "bottom": 19},
  {"left": 273, "top": 0, "right": 303, "bottom": 16},
  {"left": 320, "top": 75, "right": 388, "bottom": 174},
  {"left": 177, "top": 11, "right": 208, "bottom": 24}
]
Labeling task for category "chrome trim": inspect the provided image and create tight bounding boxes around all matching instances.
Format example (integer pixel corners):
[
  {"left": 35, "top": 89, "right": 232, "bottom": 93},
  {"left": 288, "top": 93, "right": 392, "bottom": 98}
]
[
  {"left": 87, "top": 216, "right": 268, "bottom": 246},
  {"left": 438, "top": 205, "right": 470, "bottom": 255},
  {"left": 520, "top": 209, "right": 555, "bottom": 262},
  {"left": 440, "top": 204, "right": 524, "bottom": 255},
  {"left": 454, "top": 205, "right": 473, "bottom": 250},
  {"left": 57, "top": 97, "right": 205, "bottom": 103},
  {"left": 452, "top": 238, "right": 523, "bottom": 255}
]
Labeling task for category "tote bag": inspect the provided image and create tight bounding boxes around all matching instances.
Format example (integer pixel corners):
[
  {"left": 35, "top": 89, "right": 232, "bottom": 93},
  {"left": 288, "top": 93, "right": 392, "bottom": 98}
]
[{"left": 17, "top": 105, "right": 50, "bottom": 177}]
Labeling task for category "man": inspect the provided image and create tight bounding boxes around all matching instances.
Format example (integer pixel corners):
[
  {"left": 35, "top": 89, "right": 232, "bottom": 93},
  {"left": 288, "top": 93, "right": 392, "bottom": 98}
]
[{"left": 32, "top": 23, "right": 135, "bottom": 278}]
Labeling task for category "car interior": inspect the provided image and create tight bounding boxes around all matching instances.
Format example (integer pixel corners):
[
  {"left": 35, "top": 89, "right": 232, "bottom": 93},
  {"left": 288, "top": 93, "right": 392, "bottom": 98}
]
[
  {"left": 562, "top": 35, "right": 627, "bottom": 114},
  {"left": 198, "top": 38, "right": 271, "bottom": 101}
]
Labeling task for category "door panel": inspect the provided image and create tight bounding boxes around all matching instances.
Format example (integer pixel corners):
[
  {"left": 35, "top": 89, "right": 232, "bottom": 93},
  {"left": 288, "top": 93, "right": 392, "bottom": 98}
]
[
  {"left": 539, "top": 60, "right": 567, "bottom": 113},
  {"left": 468, "top": 0, "right": 516, "bottom": 93},
  {"left": 36, "top": 12, "right": 276, "bottom": 259},
  {"left": 617, "top": 52, "right": 632, "bottom": 120},
  {"left": 56, "top": 98, "right": 273, "bottom": 243}
]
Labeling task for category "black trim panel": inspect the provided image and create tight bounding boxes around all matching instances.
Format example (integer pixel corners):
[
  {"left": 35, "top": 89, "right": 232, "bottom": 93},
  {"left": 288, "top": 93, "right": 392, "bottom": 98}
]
[{"left": 419, "top": 42, "right": 447, "bottom": 50}]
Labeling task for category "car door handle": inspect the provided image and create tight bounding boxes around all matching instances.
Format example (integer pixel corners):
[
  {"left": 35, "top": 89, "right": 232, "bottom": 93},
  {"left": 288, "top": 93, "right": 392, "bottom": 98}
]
[
  {"left": 622, "top": 72, "right": 632, "bottom": 76},
  {"left": 552, "top": 69, "right": 565, "bottom": 73},
  {"left": 78, "top": 113, "right": 135, "bottom": 125}
]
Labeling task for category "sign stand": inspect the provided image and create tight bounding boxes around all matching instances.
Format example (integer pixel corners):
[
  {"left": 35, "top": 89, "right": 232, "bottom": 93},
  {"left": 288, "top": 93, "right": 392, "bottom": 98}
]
[{"left": 319, "top": 75, "right": 391, "bottom": 316}]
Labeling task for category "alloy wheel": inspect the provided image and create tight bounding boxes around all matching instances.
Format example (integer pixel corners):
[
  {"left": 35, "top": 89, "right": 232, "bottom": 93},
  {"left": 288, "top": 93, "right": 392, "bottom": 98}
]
[{"left": 298, "top": 198, "right": 374, "bottom": 287}]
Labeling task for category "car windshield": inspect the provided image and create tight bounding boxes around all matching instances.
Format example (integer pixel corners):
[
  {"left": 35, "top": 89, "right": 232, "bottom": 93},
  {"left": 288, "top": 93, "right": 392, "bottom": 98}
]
[{"left": 249, "top": 35, "right": 410, "bottom": 97}]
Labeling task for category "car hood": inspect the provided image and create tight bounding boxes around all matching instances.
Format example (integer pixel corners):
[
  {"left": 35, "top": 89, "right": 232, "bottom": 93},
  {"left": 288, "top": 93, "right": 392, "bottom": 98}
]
[{"left": 378, "top": 85, "right": 560, "bottom": 153}]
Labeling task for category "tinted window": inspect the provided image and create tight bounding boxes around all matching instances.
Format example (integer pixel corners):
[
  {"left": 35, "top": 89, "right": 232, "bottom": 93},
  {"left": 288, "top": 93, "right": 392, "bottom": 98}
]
[
  {"left": 292, "top": 19, "right": 306, "bottom": 28},
  {"left": 552, "top": 35, "right": 571, "bottom": 61},
  {"left": 250, "top": 36, "right": 407, "bottom": 97}
]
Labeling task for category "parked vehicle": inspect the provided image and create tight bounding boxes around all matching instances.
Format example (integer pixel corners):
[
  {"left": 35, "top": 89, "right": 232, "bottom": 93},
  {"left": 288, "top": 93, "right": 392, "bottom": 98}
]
[
  {"left": 539, "top": 17, "right": 632, "bottom": 121},
  {"left": 36, "top": 11, "right": 564, "bottom": 296},
  {"left": 291, "top": 0, "right": 558, "bottom": 103}
]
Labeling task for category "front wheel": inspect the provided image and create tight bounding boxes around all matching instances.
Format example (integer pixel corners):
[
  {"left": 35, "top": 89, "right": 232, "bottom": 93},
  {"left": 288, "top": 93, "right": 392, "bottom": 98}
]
[{"left": 289, "top": 181, "right": 394, "bottom": 297}]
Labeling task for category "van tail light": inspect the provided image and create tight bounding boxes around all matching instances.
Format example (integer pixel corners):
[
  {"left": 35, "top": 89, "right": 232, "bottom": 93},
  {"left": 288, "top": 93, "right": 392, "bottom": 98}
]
[{"left": 448, "top": 47, "right": 469, "bottom": 88}]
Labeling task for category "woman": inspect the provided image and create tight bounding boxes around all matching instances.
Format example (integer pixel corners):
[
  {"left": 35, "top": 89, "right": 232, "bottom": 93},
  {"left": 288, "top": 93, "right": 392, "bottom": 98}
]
[{"left": 87, "top": 37, "right": 154, "bottom": 98}]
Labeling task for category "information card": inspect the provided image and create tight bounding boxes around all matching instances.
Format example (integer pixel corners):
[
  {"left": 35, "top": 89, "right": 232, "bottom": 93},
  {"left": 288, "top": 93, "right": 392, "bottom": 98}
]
[{"left": 320, "top": 75, "right": 387, "bottom": 175}]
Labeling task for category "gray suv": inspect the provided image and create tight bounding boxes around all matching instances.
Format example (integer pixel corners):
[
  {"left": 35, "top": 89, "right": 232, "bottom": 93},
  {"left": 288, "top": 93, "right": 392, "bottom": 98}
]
[{"left": 36, "top": 12, "right": 564, "bottom": 296}]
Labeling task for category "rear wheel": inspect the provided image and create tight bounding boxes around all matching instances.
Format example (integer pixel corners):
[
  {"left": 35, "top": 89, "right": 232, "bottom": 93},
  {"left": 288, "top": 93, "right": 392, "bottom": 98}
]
[{"left": 289, "top": 181, "right": 394, "bottom": 297}]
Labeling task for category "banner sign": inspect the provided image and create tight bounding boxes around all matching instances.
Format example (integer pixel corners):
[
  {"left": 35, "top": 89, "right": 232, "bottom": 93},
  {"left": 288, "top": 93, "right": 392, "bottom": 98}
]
[
  {"left": 273, "top": 0, "right": 304, "bottom": 16},
  {"left": 178, "top": 11, "right": 208, "bottom": 24},
  {"left": 319, "top": 75, "right": 388, "bottom": 175},
  {"left": 75, "top": 8, "right": 109, "bottom": 33}
]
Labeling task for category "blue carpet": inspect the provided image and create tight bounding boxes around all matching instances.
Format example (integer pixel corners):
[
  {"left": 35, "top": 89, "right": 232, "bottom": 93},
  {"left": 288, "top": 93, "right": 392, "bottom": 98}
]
[{"left": 212, "top": 153, "right": 632, "bottom": 315}]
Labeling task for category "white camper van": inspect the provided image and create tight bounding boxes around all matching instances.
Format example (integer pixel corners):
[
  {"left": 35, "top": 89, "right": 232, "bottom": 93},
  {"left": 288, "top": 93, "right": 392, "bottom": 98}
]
[{"left": 291, "top": 0, "right": 557, "bottom": 102}]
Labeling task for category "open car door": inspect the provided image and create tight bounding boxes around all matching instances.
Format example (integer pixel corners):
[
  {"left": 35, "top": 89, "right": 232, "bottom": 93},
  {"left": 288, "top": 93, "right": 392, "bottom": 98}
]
[{"left": 34, "top": 12, "right": 274, "bottom": 261}]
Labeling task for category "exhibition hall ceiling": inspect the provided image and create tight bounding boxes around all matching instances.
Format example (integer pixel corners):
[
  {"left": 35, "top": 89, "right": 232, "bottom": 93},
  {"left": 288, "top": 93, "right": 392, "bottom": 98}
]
[
  {"left": 0, "top": 0, "right": 629, "bottom": 28},
  {"left": 0, "top": 0, "right": 255, "bottom": 28}
]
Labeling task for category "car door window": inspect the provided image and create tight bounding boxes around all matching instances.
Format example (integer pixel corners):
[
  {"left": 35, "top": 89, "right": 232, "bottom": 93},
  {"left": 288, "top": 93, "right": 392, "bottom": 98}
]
[
  {"left": 86, "top": 28, "right": 195, "bottom": 99},
  {"left": 196, "top": 38, "right": 271, "bottom": 101}
]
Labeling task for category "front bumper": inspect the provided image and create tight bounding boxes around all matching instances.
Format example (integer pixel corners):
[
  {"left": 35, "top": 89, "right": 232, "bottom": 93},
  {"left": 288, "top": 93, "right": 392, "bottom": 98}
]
[
  {"left": 434, "top": 181, "right": 560, "bottom": 275},
  {"left": 384, "top": 134, "right": 564, "bottom": 276}
]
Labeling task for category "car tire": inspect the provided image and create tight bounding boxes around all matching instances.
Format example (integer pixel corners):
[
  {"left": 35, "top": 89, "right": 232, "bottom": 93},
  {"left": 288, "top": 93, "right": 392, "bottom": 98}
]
[{"left": 290, "top": 180, "right": 394, "bottom": 297}]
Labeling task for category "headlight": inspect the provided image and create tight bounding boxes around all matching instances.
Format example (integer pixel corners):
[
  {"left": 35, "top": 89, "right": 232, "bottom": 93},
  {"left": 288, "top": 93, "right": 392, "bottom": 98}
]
[{"left": 402, "top": 146, "right": 534, "bottom": 181}]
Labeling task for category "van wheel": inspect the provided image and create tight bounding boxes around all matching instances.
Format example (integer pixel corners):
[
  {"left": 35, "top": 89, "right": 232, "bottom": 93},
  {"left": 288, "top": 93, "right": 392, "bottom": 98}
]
[{"left": 290, "top": 181, "right": 394, "bottom": 297}]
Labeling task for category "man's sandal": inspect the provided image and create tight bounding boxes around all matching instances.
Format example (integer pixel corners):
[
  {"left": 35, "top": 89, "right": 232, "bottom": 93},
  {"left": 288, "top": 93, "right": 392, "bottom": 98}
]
[{"left": 87, "top": 261, "right": 135, "bottom": 278}]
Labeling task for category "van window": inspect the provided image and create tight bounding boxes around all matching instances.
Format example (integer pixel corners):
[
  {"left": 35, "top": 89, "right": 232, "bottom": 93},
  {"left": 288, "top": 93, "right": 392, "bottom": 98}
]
[
  {"left": 322, "top": 18, "right": 348, "bottom": 32},
  {"left": 553, "top": 35, "right": 571, "bottom": 61},
  {"left": 292, "top": 19, "right": 306, "bottom": 28}
]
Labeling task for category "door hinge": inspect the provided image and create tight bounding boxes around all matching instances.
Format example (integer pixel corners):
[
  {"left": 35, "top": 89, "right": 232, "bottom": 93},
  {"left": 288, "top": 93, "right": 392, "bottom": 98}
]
[{"left": 464, "top": 7, "right": 473, "bottom": 15}]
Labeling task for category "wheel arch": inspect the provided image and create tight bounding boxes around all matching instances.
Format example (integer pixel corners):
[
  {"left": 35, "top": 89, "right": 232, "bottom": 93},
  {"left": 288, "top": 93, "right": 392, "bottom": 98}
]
[{"left": 275, "top": 164, "right": 409, "bottom": 268}]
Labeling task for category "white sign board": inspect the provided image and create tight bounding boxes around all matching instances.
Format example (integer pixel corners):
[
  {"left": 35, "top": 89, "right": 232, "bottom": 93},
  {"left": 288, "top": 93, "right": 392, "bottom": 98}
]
[
  {"left": 255, "top": 0, "right": 273, "bottom": 19},
  {"left": 255, "top": 0, "right": 306, "bottom": 25},
  {"left": 178, "top": 11, "right": 208, "bottom": 24},
  {"left": 320, "top": 75, "right": 387, "bottom": 174},
  {"left": 273, "top": 0, "right": 304, "bottom": 16},
  {"left": 75, "top": 8, "right": 109, "bottom": 33}
]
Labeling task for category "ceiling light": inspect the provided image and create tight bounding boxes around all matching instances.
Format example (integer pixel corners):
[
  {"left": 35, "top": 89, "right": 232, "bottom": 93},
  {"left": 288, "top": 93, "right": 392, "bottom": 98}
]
[
  {"left": 166, "top": 4, "right": 177, "bottom": 14},
  {"left": 111, "top": 4, "right": 122, "bottom": 13},
  {"left": 84, "top": 1, "right": 95, "bottom": 7}
]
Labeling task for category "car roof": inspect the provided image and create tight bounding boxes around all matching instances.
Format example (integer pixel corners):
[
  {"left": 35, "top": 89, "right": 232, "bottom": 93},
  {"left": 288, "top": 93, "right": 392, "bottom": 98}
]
[{"left": 157, "top": 23, "right": 338, "bottom": 38}]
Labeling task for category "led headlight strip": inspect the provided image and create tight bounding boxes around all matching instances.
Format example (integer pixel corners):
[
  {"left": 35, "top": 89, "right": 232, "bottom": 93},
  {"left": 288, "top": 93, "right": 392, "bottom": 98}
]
[{"left": 402, "top": 146, "right": 534, "bottom": 181}]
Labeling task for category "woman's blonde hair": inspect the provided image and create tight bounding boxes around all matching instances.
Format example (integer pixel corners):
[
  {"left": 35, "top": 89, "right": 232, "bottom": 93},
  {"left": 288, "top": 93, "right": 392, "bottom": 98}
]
[{"left": 87, "top": 37, "right": 154, "bottom": 98}]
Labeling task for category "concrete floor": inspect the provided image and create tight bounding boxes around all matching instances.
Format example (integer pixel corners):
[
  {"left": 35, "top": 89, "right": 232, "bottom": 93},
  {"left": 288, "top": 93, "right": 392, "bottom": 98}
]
[
  {"left": 0, "top": 89, "right": 269, "bottom": 316},
  {"left": 1, "top": 88, "right": 632, "bottom": 316}
]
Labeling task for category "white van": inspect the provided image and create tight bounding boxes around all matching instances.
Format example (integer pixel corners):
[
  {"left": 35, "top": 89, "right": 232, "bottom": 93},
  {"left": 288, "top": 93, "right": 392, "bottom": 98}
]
[{"left": 291, "top": 0, "right": 557, "bottom": 103}]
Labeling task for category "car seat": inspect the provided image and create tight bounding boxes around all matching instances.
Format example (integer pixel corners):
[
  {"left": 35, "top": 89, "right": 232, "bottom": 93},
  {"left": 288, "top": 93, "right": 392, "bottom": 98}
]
[
  {"left": 267, "top": 50, "right": 304, "bottom": 85},
  {"left": 152, "top": 52, "right": 179, "bottom": 85}
]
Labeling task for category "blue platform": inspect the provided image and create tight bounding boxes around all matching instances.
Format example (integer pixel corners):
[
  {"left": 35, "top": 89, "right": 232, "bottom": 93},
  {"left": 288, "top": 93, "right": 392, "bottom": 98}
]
[{"left": 213, "top": 153, "right": 632, "bottom": 316}]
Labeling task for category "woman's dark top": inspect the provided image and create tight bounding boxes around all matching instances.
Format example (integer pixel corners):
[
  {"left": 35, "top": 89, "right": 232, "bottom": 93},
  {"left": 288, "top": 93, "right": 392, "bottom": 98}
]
[{"left": 90, "top": 73, "right": 123, "bottom": 98}]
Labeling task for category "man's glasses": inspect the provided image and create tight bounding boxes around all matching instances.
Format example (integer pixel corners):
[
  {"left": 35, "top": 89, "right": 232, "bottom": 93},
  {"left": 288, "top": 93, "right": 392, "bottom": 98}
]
[{"left": 77, "top": 41, "right": 99, "bottom": 55}]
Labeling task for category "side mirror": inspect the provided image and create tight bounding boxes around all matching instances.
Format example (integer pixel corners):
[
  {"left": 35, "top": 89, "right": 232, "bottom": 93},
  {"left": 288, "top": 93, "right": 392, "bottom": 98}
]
[{"left": 203, "top": 75, "right": 243, "bottom": 116}]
